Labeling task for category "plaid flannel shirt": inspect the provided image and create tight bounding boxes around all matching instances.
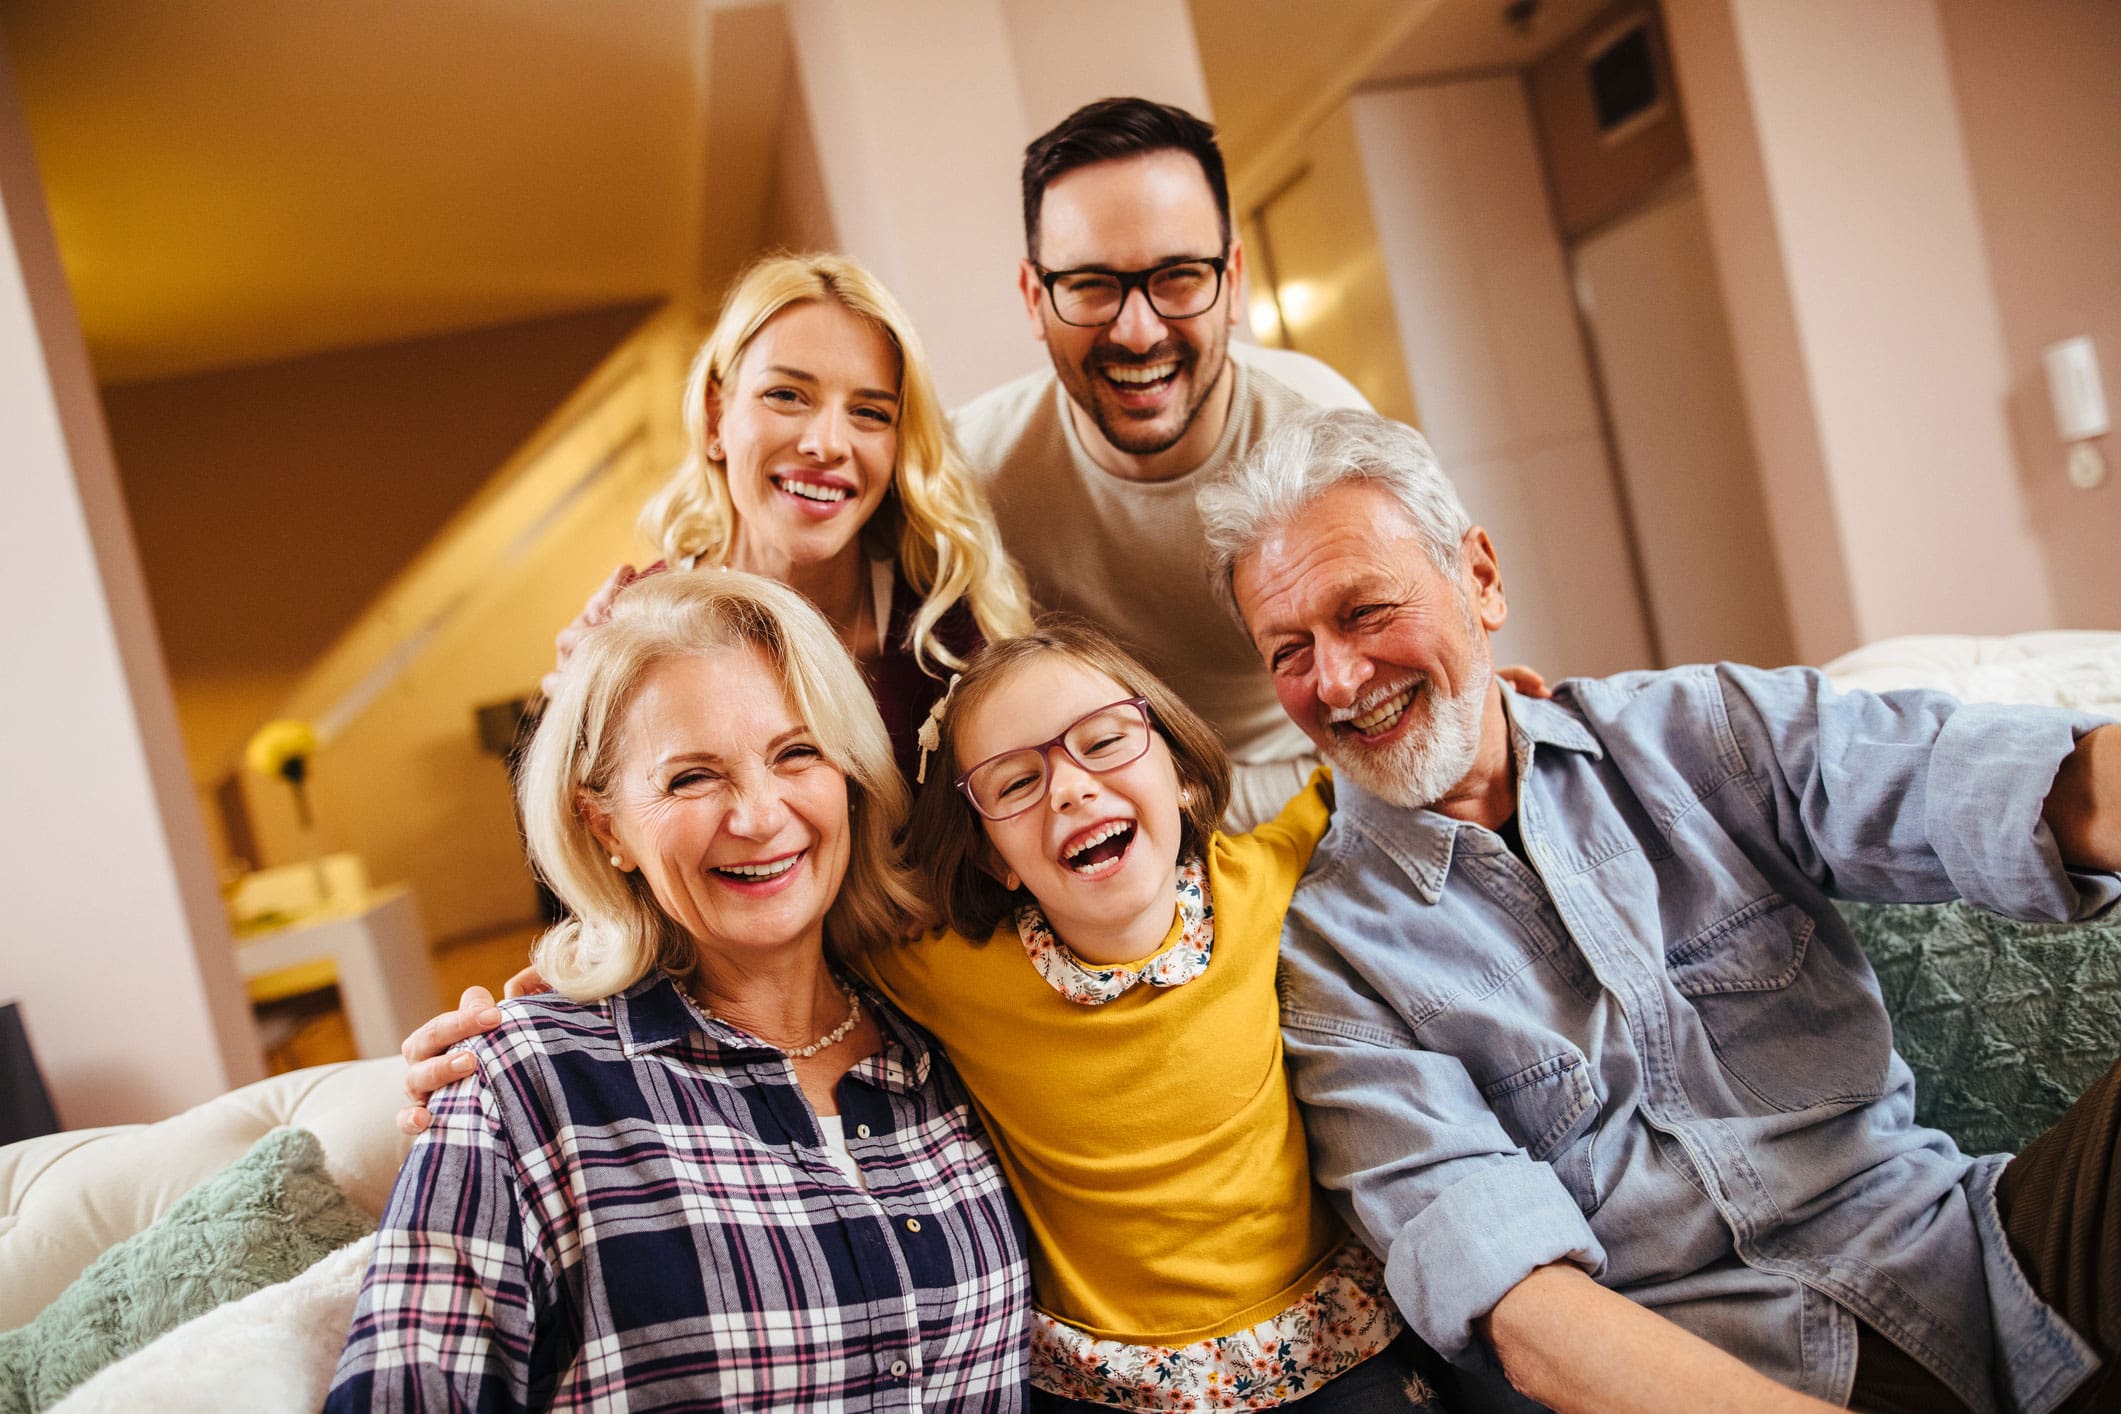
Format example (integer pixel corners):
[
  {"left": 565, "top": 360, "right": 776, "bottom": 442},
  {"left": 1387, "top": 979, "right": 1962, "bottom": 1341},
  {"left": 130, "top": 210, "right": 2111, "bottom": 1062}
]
[{"left": 327, "top": 974, "right": 1030, "bottom": 1412}]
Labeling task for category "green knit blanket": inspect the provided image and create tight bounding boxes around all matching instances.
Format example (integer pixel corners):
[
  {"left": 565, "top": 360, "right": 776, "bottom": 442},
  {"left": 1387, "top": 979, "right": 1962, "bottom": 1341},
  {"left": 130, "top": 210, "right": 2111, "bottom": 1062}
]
[{"left": 1845, "top": 900, "right": 2121, "bottom": 1155}]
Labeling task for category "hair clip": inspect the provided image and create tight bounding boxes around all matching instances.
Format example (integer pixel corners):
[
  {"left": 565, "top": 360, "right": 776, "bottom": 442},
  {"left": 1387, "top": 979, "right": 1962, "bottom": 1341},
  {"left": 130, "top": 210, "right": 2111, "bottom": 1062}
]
[{"left": 914, "top": 673, "right": 963, "bottom": 785}]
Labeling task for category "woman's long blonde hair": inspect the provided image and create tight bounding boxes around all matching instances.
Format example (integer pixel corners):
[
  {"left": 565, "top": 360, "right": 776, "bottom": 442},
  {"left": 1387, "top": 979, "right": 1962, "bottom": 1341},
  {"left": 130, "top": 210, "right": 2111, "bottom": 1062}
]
[
  {"left": 519, "top": 572, "right": 925, "bottom": 1002},
  {"left": 641, "top": 252, "right": 1032, "bottom": 672}
]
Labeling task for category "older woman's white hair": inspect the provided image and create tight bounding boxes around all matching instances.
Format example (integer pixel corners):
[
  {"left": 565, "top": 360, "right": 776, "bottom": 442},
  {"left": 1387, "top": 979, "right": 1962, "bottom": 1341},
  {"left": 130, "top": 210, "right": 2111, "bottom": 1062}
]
[
  {"left": 518, "top": 570, "right": 924, "bottom": 1001},
  {"left": 1198, "top": 407, "right": 1473, "bottom": 625}
]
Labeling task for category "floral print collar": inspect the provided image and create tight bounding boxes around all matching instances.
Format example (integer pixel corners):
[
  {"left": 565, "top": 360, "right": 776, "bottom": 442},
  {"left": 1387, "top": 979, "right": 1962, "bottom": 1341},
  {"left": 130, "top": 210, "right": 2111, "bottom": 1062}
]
[{"left": 1014, "top": 856, "right": 1213, "bottom": 1006}]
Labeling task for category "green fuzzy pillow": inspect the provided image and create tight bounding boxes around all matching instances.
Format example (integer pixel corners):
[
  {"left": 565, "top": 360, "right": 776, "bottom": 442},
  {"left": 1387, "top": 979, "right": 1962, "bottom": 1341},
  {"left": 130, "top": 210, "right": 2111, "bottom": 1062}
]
[{"left": 0, "top": 1126, "right": 376, "bottom": 1414}]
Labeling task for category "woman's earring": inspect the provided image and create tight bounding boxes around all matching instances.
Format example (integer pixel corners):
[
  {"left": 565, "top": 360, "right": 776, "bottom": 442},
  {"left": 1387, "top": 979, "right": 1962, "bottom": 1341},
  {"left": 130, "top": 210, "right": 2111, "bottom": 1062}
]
[
  {"left": 1004, "top": 870, "right": 1022, "bottom": 891},
  {"left": 707, "top": 440, "right": 724, "bottom": 461},
  {"left": 1178, "top": 786, "right": 1193, "bottom": 807},
  {"left": 609, "top": 854, "right": 624, "bottom": 869}
]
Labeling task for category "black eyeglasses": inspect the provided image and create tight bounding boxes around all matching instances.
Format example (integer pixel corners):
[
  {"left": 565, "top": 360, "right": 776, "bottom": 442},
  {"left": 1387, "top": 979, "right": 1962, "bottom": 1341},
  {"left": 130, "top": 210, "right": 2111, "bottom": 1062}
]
[
  {"left": 955, "top": 698, "right": 1154, "bottom": 820},
  {"left": 1033, "top": 256, "right": 1228, "bottom": 328}
]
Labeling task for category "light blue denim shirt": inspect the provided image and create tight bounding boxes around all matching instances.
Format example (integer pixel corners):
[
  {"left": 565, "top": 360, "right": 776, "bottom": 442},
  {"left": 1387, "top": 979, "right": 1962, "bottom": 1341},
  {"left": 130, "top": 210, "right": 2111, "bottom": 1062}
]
[{"left": 1279, "top": 664, "right": 2117, "bottom": 1414}]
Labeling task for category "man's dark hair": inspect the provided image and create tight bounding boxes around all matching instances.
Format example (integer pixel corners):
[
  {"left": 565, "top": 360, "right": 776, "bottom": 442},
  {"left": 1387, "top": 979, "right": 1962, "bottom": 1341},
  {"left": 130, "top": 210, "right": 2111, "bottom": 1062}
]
[{"left": 1020, "top": 97, "right": 1231, "bottom": 263}]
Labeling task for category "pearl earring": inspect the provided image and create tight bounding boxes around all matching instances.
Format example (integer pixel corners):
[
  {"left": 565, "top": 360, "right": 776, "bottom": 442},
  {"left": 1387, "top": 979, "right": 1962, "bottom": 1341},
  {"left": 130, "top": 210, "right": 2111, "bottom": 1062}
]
[{"left": 609, "top": 854, "right": 624, "bottom": 868}]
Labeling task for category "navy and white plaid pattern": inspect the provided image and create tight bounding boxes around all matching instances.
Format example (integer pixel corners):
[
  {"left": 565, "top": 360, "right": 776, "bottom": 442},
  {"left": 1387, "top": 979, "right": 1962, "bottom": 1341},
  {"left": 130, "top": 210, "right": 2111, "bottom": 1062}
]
[{"left": 327, "top": 974, "right": 1031, "bottom": 1411}]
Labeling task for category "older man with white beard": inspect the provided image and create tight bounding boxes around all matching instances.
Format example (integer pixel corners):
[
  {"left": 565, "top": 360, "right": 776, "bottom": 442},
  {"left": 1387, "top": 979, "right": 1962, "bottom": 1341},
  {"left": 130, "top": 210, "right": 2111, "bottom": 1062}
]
[{"left": 1198, "top": 408, "right": 2121, "bottom": 1414}]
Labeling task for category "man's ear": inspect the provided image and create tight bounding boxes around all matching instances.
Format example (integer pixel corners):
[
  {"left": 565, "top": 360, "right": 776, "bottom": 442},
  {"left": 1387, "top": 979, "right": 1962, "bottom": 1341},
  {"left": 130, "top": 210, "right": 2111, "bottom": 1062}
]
[
  {"left": 577, "top": 790, "right": 627, "bottom": 869},
  {"left": 1224, "top": 235, "right": 1248, "bottom": 334},
  {"left": 1017, "top": 260, "right": 1050, "bottom": 346},
  {"left": 1462, "top": 527, "right": 1508, "bottom": 632}
]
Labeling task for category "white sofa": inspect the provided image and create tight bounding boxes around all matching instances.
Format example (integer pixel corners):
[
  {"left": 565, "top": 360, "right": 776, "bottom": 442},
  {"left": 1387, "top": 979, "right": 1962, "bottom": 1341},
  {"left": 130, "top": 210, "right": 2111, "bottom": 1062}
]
[{"left": 0, "top": 1057, "right": 410, "bottom": 1331}]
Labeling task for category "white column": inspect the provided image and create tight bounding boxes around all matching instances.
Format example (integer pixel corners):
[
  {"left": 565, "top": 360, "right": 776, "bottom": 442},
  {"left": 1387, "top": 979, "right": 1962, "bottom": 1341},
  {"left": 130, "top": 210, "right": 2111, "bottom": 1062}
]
[
  {"left": 787, "top": 0, "right": 1039, "bottom": 407},
  {"left": 0, "top": 43, "right": 262, "bottom": 1127},
  {"left": 1666, "top": 0, "right": 2054, "bottom": 656},
  {"left": 1347, "top": 81, "right": 1655, "bottom": 680}
]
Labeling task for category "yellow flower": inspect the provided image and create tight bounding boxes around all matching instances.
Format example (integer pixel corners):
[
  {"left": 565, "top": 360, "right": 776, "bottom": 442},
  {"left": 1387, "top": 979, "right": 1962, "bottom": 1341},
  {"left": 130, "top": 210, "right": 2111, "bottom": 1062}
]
[{"left": 245, "top": 719, "right": 320, "bottom": 779}]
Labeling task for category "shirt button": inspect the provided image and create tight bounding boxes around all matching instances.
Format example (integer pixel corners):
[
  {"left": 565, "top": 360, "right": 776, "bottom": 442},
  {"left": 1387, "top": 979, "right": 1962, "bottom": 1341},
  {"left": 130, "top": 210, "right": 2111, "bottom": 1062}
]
[
  {"left": 855, "top": 1124, "right": 871, "bottom": 1139},
  {"left": 904, "top": 1217, "right": 922, "bottom": 1233},
  {"left": 889, "top": 1360, "right": 908, "bottom": 1379}
]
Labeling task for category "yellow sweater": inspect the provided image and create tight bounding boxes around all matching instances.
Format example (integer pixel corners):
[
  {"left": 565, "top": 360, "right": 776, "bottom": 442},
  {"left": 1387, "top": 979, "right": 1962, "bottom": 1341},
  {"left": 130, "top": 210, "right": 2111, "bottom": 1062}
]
[{"left": 862, "top": 775, "right": 1339, "bottom": 1346}]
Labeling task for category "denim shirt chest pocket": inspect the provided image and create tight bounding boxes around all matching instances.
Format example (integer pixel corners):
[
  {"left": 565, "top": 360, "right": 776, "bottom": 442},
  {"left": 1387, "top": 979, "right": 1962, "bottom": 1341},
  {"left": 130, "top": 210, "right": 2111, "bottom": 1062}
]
[{"left": 1647, "top": 823, "right": 1894, "bottom": 1114}]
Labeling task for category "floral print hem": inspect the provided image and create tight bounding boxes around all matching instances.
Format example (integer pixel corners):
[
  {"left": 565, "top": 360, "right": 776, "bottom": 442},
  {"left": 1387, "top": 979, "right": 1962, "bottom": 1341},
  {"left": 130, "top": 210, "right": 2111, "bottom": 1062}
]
[
  {"left": 1029, "top": 1240, "right": 1406, "bottom": 1409},
  {"left": 1017, "top": 856, "right": 1214, "bottom": 1005}
]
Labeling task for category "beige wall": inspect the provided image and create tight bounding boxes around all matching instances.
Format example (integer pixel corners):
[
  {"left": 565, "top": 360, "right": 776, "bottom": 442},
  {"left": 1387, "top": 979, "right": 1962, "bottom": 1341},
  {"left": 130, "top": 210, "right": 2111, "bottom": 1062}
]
[
  {"left": 1, "top": 43, "right": 261, "bottom": 1127},
  {"left": 1936, "top": 0, "right": 2121, "bottom": 629},
  {"left": 101, "top": 306, "right": 651, "bottom": 809},
  {"left": 243, "top": 402, "right": 681, "bottom": 945},
  {"left": 1666, "top": 0, "right": 2055, "bottom": 661},
  {"left": 1347, "top": 79, "right": 1654, "bottom": 681},
  {"left": 223, "top": 317, "right": 692, "bottom": 947}
]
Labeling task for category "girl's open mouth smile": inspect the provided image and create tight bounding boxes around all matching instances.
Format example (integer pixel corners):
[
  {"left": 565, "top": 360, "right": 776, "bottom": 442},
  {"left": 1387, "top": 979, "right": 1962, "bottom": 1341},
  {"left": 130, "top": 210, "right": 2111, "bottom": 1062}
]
[{"left": 1059, "top": 819, "right": 1137, "bottom": 878}]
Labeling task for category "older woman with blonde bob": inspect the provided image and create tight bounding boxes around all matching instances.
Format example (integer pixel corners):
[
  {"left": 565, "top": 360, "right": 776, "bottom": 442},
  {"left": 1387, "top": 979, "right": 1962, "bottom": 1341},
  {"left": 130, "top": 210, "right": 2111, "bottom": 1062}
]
[
  {"left": 552, "top": 252, "right": 1032, "bottom": 783},
  {"left": 331, "top": 572, "right": 1031, "bottom": 1413}
]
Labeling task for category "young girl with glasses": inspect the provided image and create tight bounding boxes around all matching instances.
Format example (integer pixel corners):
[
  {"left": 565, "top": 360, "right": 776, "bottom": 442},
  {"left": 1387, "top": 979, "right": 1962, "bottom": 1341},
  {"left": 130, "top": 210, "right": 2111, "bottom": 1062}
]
[{"left": 874, "top": 615, "right": 1442, "bottom": 1412}]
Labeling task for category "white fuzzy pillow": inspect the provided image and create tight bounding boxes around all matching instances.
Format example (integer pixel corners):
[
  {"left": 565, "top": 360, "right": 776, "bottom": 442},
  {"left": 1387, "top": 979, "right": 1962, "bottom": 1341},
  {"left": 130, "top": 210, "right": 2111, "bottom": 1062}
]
[{"left": 50, "top": 1235, "right": 372, "bottom": 1414}]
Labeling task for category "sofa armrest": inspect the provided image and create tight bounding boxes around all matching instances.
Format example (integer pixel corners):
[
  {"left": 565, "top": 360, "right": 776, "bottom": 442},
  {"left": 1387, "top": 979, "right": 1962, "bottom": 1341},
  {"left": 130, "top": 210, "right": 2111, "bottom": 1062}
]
[{"left": 0, "top": 1057, "right": 410, "bottom": 1329}]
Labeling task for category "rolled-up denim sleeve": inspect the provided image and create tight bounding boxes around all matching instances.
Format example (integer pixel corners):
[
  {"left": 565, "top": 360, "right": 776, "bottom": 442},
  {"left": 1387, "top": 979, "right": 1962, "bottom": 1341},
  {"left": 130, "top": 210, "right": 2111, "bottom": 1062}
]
[
  {"left": 1279, "top": 921, "right": 1604, "bottom": 1362},
  {"left": 1712, "top": 664, "right": 2120, "bottom": 922}
]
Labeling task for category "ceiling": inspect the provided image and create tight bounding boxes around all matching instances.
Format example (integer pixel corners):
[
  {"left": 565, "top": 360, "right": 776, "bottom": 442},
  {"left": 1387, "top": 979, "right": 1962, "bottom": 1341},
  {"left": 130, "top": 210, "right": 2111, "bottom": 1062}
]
[
  {"left": 0, "top": 0, "right": 748, "bottom": 384},
  {"left": 1366, "top": 0, "right": 1621, "bottom": 86},
  {"left": 1191, "top": 0, "right": 1618, "bottom": 208}
]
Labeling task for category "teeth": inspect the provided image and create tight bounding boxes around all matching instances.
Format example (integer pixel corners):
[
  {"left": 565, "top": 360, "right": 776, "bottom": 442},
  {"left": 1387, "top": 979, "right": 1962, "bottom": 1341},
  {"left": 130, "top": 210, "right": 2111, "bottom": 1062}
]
[
  {"left": 1063, "top": 821, "right": 1132, "bottom": 864},
  {"left": 1347, "top": 688, "right": 1413, "bottom": 735},
  {"left": 1104, "top": 363, "right": 1177, "bottom": 386},
  {"left": 775, "top": 477, "right": 851, "bottom": 503},
  {"left": 718, "top": 856, "right": 798, "bottom": 879}
]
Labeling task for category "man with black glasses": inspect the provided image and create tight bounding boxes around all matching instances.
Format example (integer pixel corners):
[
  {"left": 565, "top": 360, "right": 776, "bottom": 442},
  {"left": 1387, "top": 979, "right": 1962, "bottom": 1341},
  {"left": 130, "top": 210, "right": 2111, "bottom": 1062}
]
[{"left": 954, "top": 98, "right": 1370, "bottom": 829}]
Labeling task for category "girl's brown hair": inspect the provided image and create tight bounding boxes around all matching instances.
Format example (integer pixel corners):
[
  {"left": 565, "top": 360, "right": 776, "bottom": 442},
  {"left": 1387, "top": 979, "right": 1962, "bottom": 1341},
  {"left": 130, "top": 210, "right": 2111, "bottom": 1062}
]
[{"left": 903, "top": 615, "right": 1231, "bottom": 942}]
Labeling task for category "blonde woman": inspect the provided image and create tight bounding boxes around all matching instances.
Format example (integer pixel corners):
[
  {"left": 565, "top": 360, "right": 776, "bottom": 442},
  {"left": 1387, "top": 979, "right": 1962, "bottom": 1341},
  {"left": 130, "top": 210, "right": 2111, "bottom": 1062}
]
[
  {"left": 332, "top": 572, "right": 1031, "bottom": 1411},
  {"left": 550, "top": 252, "right": 1032, "bottom": 782}
]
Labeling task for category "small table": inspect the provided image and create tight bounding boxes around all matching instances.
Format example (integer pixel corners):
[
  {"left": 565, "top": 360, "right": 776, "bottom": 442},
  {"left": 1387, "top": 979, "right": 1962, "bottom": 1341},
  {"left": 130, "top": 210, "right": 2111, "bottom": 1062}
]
[{"left": 234, "top": 888, "right": 438, "bottom": 1060}]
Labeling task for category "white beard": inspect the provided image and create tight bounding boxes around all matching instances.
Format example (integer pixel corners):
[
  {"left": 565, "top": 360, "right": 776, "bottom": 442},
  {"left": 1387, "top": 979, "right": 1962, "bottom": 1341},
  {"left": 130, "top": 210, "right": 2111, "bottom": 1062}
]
[{"left": 1324, "top": 640, "right": 1492, "bottom": 811}]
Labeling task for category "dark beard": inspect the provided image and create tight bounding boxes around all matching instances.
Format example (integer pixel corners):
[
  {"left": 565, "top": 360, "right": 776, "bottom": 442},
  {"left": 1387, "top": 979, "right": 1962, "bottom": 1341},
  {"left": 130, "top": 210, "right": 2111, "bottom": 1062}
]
[{"left": 1060, "top": 332, "right": 1229, "bottom": 458}]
